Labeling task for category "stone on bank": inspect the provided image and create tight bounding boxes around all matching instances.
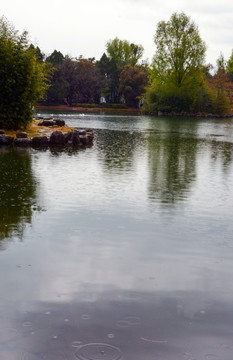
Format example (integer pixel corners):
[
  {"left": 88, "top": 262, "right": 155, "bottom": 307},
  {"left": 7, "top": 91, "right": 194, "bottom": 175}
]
[{"left": 0, "top": 118, "right": 94, "bottom": 149}]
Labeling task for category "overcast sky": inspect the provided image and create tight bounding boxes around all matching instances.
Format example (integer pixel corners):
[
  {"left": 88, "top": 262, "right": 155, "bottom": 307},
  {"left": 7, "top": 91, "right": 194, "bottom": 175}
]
[{"left": 1, "top": 0, "right": 233, "bottom": 65}]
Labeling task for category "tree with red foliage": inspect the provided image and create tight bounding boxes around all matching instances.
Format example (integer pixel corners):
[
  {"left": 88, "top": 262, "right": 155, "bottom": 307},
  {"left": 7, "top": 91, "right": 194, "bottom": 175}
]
[{"left": 119, "top": 64, "right": 148, "bottom": 107}]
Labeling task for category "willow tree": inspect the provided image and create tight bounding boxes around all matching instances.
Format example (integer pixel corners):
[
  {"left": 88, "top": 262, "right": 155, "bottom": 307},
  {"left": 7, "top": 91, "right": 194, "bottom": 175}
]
[
  {"left": 145, "top": 12, "right": 208, "bottom": 113},
  {"left": 0, "top": 17, "right": 51, "bottom": 130}
]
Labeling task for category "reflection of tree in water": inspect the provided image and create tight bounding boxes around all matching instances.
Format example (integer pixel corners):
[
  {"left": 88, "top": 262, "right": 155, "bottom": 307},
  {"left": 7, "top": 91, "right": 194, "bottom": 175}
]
[
  {"left": 209, "top": 139, "right": 233, "bottom": 170},
  {"left": 147, "top": 119, "right": 198, "bottom": 204},
  {"left": 0, "top": 148, "right": 40, "bottom": 246},
  {"left": 96, "top": 129, "right": 143, "bottom": 172}
]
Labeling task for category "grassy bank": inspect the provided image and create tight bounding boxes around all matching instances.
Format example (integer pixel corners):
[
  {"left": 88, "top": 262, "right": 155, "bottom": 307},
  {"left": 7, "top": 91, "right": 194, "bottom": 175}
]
[{"left": 3, "top": 120, "right": 76, "bottom": 138}]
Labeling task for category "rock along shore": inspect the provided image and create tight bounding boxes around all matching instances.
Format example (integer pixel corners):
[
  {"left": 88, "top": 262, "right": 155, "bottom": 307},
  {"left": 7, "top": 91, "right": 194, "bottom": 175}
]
[{"left": 0, "top": 118, "right": 94, "bottom": 149}]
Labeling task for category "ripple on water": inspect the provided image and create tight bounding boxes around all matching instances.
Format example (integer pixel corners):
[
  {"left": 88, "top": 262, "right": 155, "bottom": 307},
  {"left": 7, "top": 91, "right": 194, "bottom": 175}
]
[
  {"left": 75, "top": 343, "right": 122, "bottom": 360},
  {"left": 116, "top": 316, "right": 140, "bottom": 328},
  {"left": 116, "top": 320, "right": 130, "bottom": 328},
  {"left": 140, "top": 337, "right": 167, "bottom": 344},
  {"left": 205, "top": 355, "right": 219, "bottom": 360},
  {"left": 19, "top": 351, "right": 41, "bottom": 360},
  {"left": 72, "top": 341, "right": 83, "bottom": 348},
  {"left": 4, "top": 327, "right": 18, "bottom": 334},
  {"left": 44, "top": 352, "right": 72, "bottom": 360},
  {"left": 183, "top": 352, "right": 195, "bottom": 360},
  {"left": 81, "top": 314, "right": 90, "bottom": 320},
  {"left": 0, "top": 328, "right": 19, "bottom": 343},
  {"left": 23, "top": 322, "right": 33, "bottom": 327},
  {"left": 124, "top": 316, "right": 140, "bottom": 325}
]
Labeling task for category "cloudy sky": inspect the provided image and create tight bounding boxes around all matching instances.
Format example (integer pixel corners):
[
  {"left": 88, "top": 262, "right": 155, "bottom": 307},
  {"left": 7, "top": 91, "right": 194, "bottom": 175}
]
[{"left": 1, "top": 0, "right": 233, "bottom": 65}]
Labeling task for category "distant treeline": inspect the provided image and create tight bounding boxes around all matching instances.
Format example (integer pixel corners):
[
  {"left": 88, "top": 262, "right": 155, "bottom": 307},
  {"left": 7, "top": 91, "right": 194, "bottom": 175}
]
[
  {"left": 35, "top": 13, "right": 233, "bottom": 115},
  {"left": 2, "top": 13, "right": 233, "bottom": 133},
  {"left": 36, "top": 38, "right": 148, "bottom": 108}
]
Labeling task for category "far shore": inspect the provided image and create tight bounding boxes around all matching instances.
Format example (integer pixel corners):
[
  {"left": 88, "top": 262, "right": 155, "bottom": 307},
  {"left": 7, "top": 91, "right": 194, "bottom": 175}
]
[
  {"left": 35, "top": 105, "right": 233, "bottom": 118},
  {"left": 36, "top": 105, "right": 141, "bottom": 114}
]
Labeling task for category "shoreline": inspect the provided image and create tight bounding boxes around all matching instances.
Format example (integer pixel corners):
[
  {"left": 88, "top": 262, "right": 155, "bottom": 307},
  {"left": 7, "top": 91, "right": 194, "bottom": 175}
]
[
  {"left": 36, "top": 105, "right": 141, "bottom": 114},
  {"left": 0, "top": 118, "right": 94, "bottom": 148},
  {"left": 36, "top": 105, "right": 233, "bottom": 119}
]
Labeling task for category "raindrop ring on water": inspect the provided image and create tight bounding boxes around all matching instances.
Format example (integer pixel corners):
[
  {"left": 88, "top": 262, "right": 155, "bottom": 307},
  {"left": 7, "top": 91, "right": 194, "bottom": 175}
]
[
  {"left": 75, "top": 343, "right": 122, "bottom": 360},
  {"left": 72, "top": 341, "right": 83, "bottom": 348},
  {"left": 23, "top": 322, "right": 33, "bottom": 327},
  {"left": 124, "top": 316, "right": 140, "bottom": 325},
  {"left": 81, "top": 314, "right": 90, "bottom": 320},
  {"left": 116, "top": 320, "right": 130, "bottom": 328}
]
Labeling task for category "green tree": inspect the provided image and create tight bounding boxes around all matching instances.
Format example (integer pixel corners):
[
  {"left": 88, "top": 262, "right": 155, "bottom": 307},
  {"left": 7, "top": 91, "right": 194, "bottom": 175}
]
[
  {"left": 46, "top": 50, "right": 64, "bottom": 66},
  {"left": 207, "top": 54, "right": 231, "bottom": 115},
  {"left": 106, "top": 37, "right": 144, "bottom": 68},
  {"left": 152, "top": 12, "right": 206, "bottom": 87},
  {"left": 216, "top": 52, "right": 226, "bottom": 71},
  {"left": 0, "top": 17, "right": 51, "bottom": 130},
  {"left": 45, "top": 67, "right": 68, "bottom": 105},
  {"left": 29, "top": 44, "right": 45, "bottom": 62},
  {"left": 96, "top": 53, "right": 120, "bottom": 102},
  {"left": 144, "top": 12, "right": 207, "bottom": 113},
  {"left": 45, "top": 50, "right": 66, "bottom": 104},
  {"left": 226, "top": 50, "right": 233, "bottom": 81},
  {"left": 104, "top": 38, "right": 144, "bottom": 103}
]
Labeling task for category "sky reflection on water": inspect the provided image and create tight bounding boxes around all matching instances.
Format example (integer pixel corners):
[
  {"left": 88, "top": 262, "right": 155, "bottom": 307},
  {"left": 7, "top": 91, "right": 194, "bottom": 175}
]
[{"left": 1, "top": 114, "right": 233, "bottom": 359}]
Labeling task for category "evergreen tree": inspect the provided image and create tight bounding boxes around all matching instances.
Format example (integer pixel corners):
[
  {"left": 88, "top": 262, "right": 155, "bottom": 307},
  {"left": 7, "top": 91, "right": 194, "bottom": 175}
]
[
  {"left": 97, "top": 53, "right": 120, "bottom": 102},
  {"left": 46, "top": 50, "right": 64, "bottom": 66},
  {"left": 45, "top": 50, "right": 66, "bottom": 104}
]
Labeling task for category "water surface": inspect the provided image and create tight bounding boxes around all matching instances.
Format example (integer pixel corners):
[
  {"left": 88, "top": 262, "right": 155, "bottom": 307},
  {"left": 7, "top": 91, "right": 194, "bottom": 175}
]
[{"left": 1, "top": 113, "right": 233, "bottom": 359}]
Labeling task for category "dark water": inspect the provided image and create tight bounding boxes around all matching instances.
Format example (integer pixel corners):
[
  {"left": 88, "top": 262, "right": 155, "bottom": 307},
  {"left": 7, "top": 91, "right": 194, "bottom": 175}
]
[{"left": 1, "top": 113, "right": 233, "bottom": 360}]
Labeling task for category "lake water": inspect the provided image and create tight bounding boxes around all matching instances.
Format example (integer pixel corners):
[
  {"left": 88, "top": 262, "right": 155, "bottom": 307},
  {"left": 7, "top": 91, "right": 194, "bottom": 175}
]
[{"left": 1, "top": 113, "right": 233, "bottom": 360}]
